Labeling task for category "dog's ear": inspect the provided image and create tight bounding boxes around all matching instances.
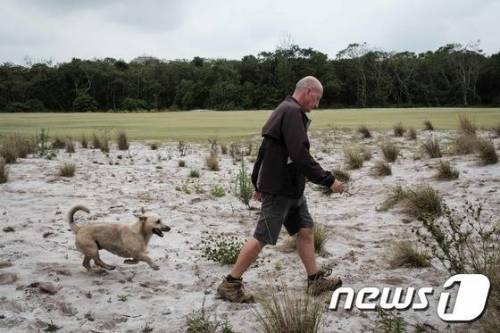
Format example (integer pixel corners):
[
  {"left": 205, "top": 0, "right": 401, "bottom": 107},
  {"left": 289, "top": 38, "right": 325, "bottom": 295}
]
[{"left": 139, "top": 215, "right": 147, "bottom": 223}]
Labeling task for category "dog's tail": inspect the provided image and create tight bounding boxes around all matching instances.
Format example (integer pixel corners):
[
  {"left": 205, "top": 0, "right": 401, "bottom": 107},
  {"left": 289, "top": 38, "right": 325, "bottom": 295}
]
[{"left": 66, "top": 205, "right": 90, "bottom": 233}]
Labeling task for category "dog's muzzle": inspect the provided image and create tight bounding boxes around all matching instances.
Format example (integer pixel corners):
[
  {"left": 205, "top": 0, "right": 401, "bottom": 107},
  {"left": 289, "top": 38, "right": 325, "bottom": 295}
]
[{"left": 153, "top": 226, "right": 171, "bottom": 237}]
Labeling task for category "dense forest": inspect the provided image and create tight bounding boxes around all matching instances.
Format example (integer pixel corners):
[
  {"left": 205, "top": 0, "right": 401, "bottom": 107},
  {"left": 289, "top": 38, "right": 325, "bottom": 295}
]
[{"left": 1, "top": 42, "right": 499, "bottom": 112}]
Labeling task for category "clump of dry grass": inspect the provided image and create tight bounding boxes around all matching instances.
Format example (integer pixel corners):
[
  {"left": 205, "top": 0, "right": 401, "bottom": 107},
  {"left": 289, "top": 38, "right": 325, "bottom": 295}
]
[
  {"left": 0, "top": 157, "right": 8, "bottom": 183},
  {"left": 357, "top": 125, "right": 372, "bottom": 139},
  {"left": 0, "top": 134, "right": 36, "bottom": 163},
  {"left": 380, "top": 141, "right": 399, "bottom": 162},
  {"left": 393, "top": 122, "right": 405, "bottom": 137},
  {"left": 51, "top": 136, "right": 65, "bottom": 149},
  {"left": 313, "top": 225, "right": 329, "bottom": 254},
  {"left": 91, "top": 133, "right": 101, "bottom": 149},
  {"left": 254, "top": 284, "right": 324, "bottom": 333},
  {"left": 492, "top": 123, "right": 500, "bottom": 137},
  {"left": 422, "top": 137, "right": 442, "bottom": 158},
  {"left": 406, "top": 127, "right": 417, "bottom": 140},
  {"left": 371, "top": 160, "right": 392, "bottom": 176},
  {"left": 80, "top": 135, "right": 88, "bottom": 148},
  {"left": 477, "top": 139, "right": 498, "bottom": 165},
  {"left": 149, "top": 142, "right": 159, "bottom": 150},
  {"left": 220, "top": 144, "right": 228, "bottom": 155},
  {"left": 458, "top": 114, "right": 476, "bottom": 135},
  {"left": 116, "top": 131, "right": 129, "bottom": 150},
  {"left": 452, "top": 134, "right": 478, "bottom": 155},
  {"left": 423, "top": 119, "right": 434, "bottom": 131},
  {"left": 435, "top": 160, "right": 459, "bottom": 180},
  {"left": 344, "top": 147, "right": 364, "bottom": 169},
  {"left": 361, "top": 146, "right": 372, "bottom": 161},
  {"left": 58, "top": 163, "right": 75, "bottom": 177},
  {"left": 381, "top": 184, "right": 442, "bottom": 220},
  {"left": 65, "top": 140, "right": 75, "bottom": 153},
  {"left": 389, "top": 241, "right": 431, "bottom": 268},
  {"left": 332, "top": 169, "right": 351, "bottom": 183},
  {"left": 178, "top": 160, "right": 186, "bottom": 167},
  {"left": 206, "top": 151, "right": 220, "bottom": 171}
]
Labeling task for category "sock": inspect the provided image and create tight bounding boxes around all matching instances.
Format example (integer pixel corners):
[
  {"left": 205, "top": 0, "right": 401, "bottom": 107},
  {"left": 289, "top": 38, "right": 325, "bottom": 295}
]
[{"left": 226, "top": 274, "right": 242, "bottom": 282}]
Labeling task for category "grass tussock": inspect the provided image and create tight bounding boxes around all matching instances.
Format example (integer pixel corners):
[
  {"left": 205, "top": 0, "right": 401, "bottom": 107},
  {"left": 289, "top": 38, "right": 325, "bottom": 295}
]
[
  {"left": 381, "top": 184, "right": 442, "bottom": 220},
  {"left": 452, "top": 134, "right": 478, "bottom": 155},
  {"left": 477, "top": 139, "right": 498, "bottom": 165},
  {"left": 149, "top": 142, "right": 159, "bottom": 150},
  {"left": 406, "top": 127, "right": 417, "bottom": 140},
  {"left": 313, "top": 225, "right": 329, "bottom": 254},
  {"left": 58, "top": 162, "right": 75, "bottom": 177},
  {"left": 206, "top": 151, "right": 220, "bottom": 171},
  {"left": 189, "top": 169, "right": 200, "bottom": 178},
  {"left": 344, "top": 147, "right": 364, "bottom": 170},
  {"left": 435, "top": 160, "right": 459, "bottom": 180},
  {"left": 80, "top": 134, "right": 88, "bottom": 148},
  {"left": 0, "top": 158, "right": 8, "bottom": 183},
  {"left": 91, "top": 133, "right": 101, "bottom": 149},
  {"left": 99, "top": 133, "right": 110, "bottom": 153},
  {"left": 232, "top": 159, "right": 253, "bottom": 207},
  {"left": 389, "top": 241, "right": 431, "bottom": 268},
  {"left": 254, "top": 285, "right": 324, "bottom": 333},
  {"left": 371, "top": 160, "right": 392, "bottom": 177},
  {"left": 65, "top": 140, "right": 75, "bottom": 153},
  {"left": 0, "top": 134, "right": 36, "bottom": 163},
  {"left": 178, "top": 160, "right": 186, "bottom": 167},
  {"left": 423, "top": 119, "right": 434, "bottom": 131},
  {"left": 186, "top": 301, "right": 233, "bottom": 333},
  {"left": 357, "top": 125, "right": 372, "bottom": 138},
  {"left": 376, "top": 308, "right": 408, "bottom": 333},
  {"left": 332, "top": 169, "right": 351, "bottom": 183},
  {"left": 422, "top": 137, "right": 442, "bottom": 158},
  {"left": 492, "top": 123, "right": 500, "bottom": 138},
  {"left": 458, "top": 114, "right": 477, "bottom": 135},
  {"left": 361, "top": 146, "right": 372, "bottom": 161},
  {"left": 393, "top": 122, "right": 405, "bottom": 137},
  {"left": 51, "top": 136, "right": 65, "bottom": 149},
  {"left": 380, "top": 141, "right": 399, "bottom": 162},
  {"left": 116, "top": 131, "right": 129, "bottom": 150}
]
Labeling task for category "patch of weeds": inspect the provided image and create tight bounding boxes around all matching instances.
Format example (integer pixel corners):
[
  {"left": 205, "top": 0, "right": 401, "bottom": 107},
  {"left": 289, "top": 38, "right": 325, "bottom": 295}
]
[
  {"left": 493, "top": 123, "right": 500, "bottom": 137},
  {"left": 458, "top": 114, "right": 476, "bottom": 135},
  {"left": 65, "top": 140, "right": 75, "bottom": 153},
  {"left": 452, "top": 134, "right": 478, "bottom": 155},
  {"left": 51, "top": 136, "right": 65, "bottom": 149},
  {"left": 149, "top": 142, "right": 159, "bottom": 150},
  {"left": 43, "top": 320, "right": 62, "bottom": 332},
  {"left": 0, "top": 157, "right": 8, "bottom": 183},
  {"left": 220, "top": 144, "right": 228, "bottom": 155},
  {"left": 200, "top": 233, "right": 243, "bottom": 265},
  {"left": 232, "top": 159, "right": 253, "bottom": 207},
  {"left": 477, "top": 138, "right": 498, "bottom": 165},
  {"left": 117, "top": 294, "right": 128, "bottom": 302},
  {"left": 80, "top": 134, "right": 88, "bottom": 148},
  {"left": 178, "top": 160, "right": 186, "bottom": 167},
  {"left": 91, "top": 133, "right": 101, "bottom": 149},
  {"left": 58, "top": 163, "right": 75, "bottom": 177},
  {"left": 435, "top": 160, "right": 459, "bottom": 180},
  {"left": 206, "top": 151, "right": 220, "bottom": 171},
  {"left": 371, "top": 160, "right": 392, "bottom": 176},
  {"left": 361, "top": 146, "right": 372, "bottom": 161},
  {"left": 422, "top": 137, "right": 442, "bottom": 158},
  {"left": 211, "top": 185, "right": 225, "bottom": 198},
  {"left": 189, "top": 169, "right": 200, "bottom": 178},
  {"left": 117, "top": 131, "right": 129, "bottom": 150},
  {"left": 178, "top": 140, "right": 187, "bottom": 156},
  {"left": 344, "top": 147, "right": 364, "bottom": 170},
  {"left": 389, "top": 241, "right": 431, "bottom": 268},
  {"left": 423, "top": 120, "right": 434, "bottom": 131},
  {"left": 84, "top": 312, "right": 95, "bottom": 322},
  {"left": 381, "top": 141, "right": 399, "bottom": 162},
  {"left": 194, "top": 183, "right": 205, "bottom": 194},
  {"left": 357, "top": 125, "right": 372, "bottom": 138},
  {"left": 393, "top": 122, "right": 405, "bottom": 137},
  {"left": 380, "top": 184, "right": 442, "bottom": 220},
  {"left": 186, "top": 300, "right": 234, "bottom": 333},
  {"left": 406, "top": 127, "right": 417, "bottom": 140},
  {"left": 3, "top": 226, "right": 15, "bottom": 232},
  {"left": 314, "top": 224, "right": 329, "bottom": 254}
]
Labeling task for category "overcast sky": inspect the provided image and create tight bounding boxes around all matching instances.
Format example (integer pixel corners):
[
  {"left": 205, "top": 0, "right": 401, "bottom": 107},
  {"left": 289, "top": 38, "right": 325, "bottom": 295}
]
[{"left": 1, "top": 0, "right": 499, "bottom": 65}]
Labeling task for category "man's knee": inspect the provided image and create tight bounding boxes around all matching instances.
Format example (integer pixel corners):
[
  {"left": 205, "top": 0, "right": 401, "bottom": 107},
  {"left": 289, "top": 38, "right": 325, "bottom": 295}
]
[{"left": 297, "top": 227, "right": 314, "bottom": 242}]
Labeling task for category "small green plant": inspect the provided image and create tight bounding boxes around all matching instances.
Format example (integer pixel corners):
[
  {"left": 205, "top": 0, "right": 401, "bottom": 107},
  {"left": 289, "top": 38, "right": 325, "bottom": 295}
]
[
  {"left": 43, "top": 320, "right": 62, "bottom": 332},
  {"left": 211, "top": 185, "right": 225, "bottom": 197},
  {"left": 200, "top": 233, "right": 243, "bottom": 265},
  {"left": 233, "top": 159, "right": 253, "bottom": 207},
  {"left": 117, "top": 294, "right": 128, "bottom": 302},
  {"left": 36, "top": 128, "right": 50, "bottom": 155},
  {"left": 80, "top": 134, "right": 88, "bottom": 148},
  {"left": 357, "top": 125, "right": 372, "bottom": 138},
  {"left": 84, "top": 312, "right": 95, "bottom": 322},
  {"left": 406, "top": 127, "right": 417, "bottom": 140},
  {"left": 178, "top": 140, "right": 187, "bottom": 156},
  {"left": 389, "top": 241, "right": 431, "bottom": 268},
  {"left": 477, "top": 138, "right": 498, "bottom": 165},
  {"left": 435, "top": 160, "right": 459, "bottom": 180},
  {"left": 0, "top": 157, "right": 8, "bottom": 183},
  {"left": 65, "top": 140, "right": 75, "bottom": 153},
  {"left": 344, "top": 147, "right": 364, "bottom": 169},
  {"left": 141, "top": 322, "right": 154, "bottom": 333},
  {"left": 493, "top": 123, "right": 500, "bottom": 137},
  {"left": 423, "top": 119, "right": 434, "bottom": 131},
  {"left": 58, "top": 163, "right": 76, "bottom": 177},
  {"left": 3, "top": 226, "right": 15, "bottom": 232},
  {"left": 393, "top": 122, "right": 405, "bottom": 137},
  {"left": 458, "top": 114, "right": 476, "bottom": 135},
  {"left": 381, "top": 141, "right": 399, "bottom": 162},
  {"left": 91, "top": 133, "right": 101, "bottom": 149},
  {"left": 189, "top": 169, "right": 200, "bottom": 178},
  {"left": 422, "top": 137, "right": 442, "bottom": 158},
  {"left": 178, "top": 160, "right": 186, "bottom": 167},
  {"left": 100, "top": 133, "right": 110, "bottom": 153},
  {"left": 51, "top": 136, "right": 65, "bottom": 149},
  {"left": 117, "top": 131, "right": 129, "bottom": 150},
  {"left": 194, "top": 183, "right": 205, "bottom": 194},
  {"left": 375, "top": 308, "right": 407, "bottom": 333},
  {"left": 371, "top": 160, "right": 392, "bottom": 176},
  {"left": 229, "top": 142, "right": 242, "bottom": 162},
  {"left": 149, "top": 142, "right": 159, "bottom": 150},
  {"left": 206, "top": 151, "right": 220, "bottom": 171}
]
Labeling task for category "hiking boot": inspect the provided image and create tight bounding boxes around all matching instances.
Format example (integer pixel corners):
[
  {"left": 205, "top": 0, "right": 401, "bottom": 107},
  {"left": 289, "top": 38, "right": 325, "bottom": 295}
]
[
  {"left": 217, "top": 276, "right": 255, "bottom": 303},
  {"left": 307, "top": 268, "right": 343, "bottom": 296}
]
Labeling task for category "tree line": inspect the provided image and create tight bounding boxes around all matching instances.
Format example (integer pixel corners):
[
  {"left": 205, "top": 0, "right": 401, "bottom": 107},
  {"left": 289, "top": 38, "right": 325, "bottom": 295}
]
[{"left": 1, "top": 42, "right": 499, "bottom": 112}]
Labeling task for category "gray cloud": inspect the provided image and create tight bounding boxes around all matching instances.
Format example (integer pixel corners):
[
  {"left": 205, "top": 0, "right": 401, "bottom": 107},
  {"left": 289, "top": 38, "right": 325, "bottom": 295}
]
[{"left": 0, "top": 0, "right": 499, "bottom": 65}]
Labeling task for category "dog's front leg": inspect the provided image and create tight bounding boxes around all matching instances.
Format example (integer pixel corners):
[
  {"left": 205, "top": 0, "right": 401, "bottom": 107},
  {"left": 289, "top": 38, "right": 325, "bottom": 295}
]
[
  {"left": 135, "top": 254, "right": 159, "bottom": 270},
  {"left": 124, "top": 258, "right": 139, "bottom": 265}
]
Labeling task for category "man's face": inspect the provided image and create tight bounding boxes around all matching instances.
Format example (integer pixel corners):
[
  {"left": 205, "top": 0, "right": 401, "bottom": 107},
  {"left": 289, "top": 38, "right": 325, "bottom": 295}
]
[{"left": 303, "top": 87, "right": 323, "bottom": 112}]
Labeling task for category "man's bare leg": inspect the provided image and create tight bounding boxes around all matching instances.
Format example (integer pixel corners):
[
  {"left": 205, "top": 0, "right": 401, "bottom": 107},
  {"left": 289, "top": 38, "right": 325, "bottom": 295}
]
[
  {"left": 230, "top": 237, "right": 265, "bottom": 278},
  {"left": 296, "top": 227, "right": 319, "bottom": 275}
]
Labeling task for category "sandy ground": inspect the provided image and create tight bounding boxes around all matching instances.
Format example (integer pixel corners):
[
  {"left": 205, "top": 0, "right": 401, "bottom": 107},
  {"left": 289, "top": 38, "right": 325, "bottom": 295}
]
[{"left": 0, "top": 129, "right": 499, "bottom": 332}]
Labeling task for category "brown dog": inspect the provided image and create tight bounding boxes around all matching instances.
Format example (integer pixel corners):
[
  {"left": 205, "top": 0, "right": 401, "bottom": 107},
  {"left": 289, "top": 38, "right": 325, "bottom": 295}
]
[{"left": 66, "top": 205, "right": 171, "bottom": 271}]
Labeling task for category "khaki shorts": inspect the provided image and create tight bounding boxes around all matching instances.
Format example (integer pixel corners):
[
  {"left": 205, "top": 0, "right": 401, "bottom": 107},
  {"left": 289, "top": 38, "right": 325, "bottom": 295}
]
[{"left": 253, "top": 193, "right": 314, "bottom": 245}]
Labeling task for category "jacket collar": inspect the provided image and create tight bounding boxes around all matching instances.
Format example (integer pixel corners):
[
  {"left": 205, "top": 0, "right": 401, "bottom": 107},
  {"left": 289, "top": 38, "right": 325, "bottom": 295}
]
[{"left": 286, "top": 96, "right": 311, "bottom": 127}]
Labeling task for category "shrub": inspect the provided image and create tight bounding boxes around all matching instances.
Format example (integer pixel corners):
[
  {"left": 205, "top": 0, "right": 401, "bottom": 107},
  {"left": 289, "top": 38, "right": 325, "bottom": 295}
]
[
  {"left": 380, "top": 141, "right": 399, "bottom": 162},
  {"left": 233, "top": 159, "right": 253, "bottom": 207},
  {"left": 58, "top": 163, "right": 75, "bottom": 177},
  {"left": 357, "top": 125, "right": 372, "bottom": 138},
  {"left": 254, "top": 285, "right": 324, "bottom": 333},
  {"left": 435, "top": 160, "right": 459, "bottom": 180},
  {"left": 344, "top": 147, "right": 363, "bottom": 169},
  {"left": 178, "top": 160, "right": 186, "bottom": 167},
  {"left": 65, "top": 140, "right": 75, "bottom": 153},
  {"left": 458, "top": 114, "right": 476, "bottom": 135},
  {"left": 389, "top": 241, "right": 431, "bottom": 268},
  {"left": 332, "top": 169, "right": 351, "bottom": 183},
  {"left": 393, "top": 122, "right": 404, "bottom": 137},
  {"left": 423, "top": 120, "right": 434, "bottom": 131},
  {"left": 189, "top": 169, "right": 200, "bottom": 178},
  {"left": 371, "top": 160, "right": 392, "bottom": 176},
  {"left": 375, "top": 308, "right": 408, "bottom": 333},
  {"left": 80, "top": 134, "right": 88, "bottom": 148},
  {"left": 313, "top": 225, "right": 329, "bottom": 254},
  {"left": 100, "top": 133, "right": 110, "bottom": 153},
  {"left": 0, "top": 158, "right": 8, "bottom": 183},
  {"left": 406, "top": 127, "right": 417, "bottom": 140},
  {"left": 452, "top": 134, "right": 478, "bottom": 155},
  {"left": 211, "top": 185, "right": 225, "bottom": 197},
  {"left": 477, "top": 139, "right": 498, "bottom": 165},
  {"left": 73, "top": 93, "right": 97, "bottom": 112},
  {"left": 200, "top": 233, "right": 243, "bottom": 265},
  {"left": 206, "top": 151, "right": 220, "bottom": 171},
  {"left": 422, "top": 137, "right": 442, "bottom": 158},
  {"left": 116, "top": 131, "right": 129, "bottom": 150}
]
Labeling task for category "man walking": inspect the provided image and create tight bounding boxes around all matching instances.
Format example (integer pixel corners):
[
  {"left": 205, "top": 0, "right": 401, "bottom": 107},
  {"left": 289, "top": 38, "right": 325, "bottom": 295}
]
[{"left": 217, "top": 76, "right": 344, "bottom": 303}]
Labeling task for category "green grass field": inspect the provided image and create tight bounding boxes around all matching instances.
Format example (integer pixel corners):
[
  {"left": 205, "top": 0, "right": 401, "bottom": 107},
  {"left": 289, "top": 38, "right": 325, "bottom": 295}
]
[{"left": 1, "top": 108, "right": 499, "bottom": 141}]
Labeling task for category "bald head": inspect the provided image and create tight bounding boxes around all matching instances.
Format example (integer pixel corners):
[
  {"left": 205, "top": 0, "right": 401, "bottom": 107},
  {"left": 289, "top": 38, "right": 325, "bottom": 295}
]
[{"left": 292, "top": 76, "right": 323, "bottom": 112}]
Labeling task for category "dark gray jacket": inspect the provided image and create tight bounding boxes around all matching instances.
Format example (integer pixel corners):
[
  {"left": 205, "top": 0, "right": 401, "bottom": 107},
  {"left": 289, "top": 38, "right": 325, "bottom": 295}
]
[{"left": 251, "top": 96, "right": 335, "bottom": 198}]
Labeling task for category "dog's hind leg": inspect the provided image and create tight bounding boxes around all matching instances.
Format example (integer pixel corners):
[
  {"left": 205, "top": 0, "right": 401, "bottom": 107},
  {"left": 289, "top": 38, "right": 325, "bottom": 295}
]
[
  {"left": 134, "top": 253, "right": 159, "bottom": 270},
  {"left": 93, "top": 253, "right": 116, "bottom": 270},
  {"left": 124, "top": 259, "right": 139, "bottom": 265},
  {"left": 82, "top": 256, "right": 92, "bottom": 271}
]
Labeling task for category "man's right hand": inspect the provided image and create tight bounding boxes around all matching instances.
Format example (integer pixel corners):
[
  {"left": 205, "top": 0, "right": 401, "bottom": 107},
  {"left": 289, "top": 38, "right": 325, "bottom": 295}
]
[
  {"left": 330, "top": 180, "right": 343, "bottom": 194},
  {"left": 254, "top": 191, "right": 262, "bottom": 202}
]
